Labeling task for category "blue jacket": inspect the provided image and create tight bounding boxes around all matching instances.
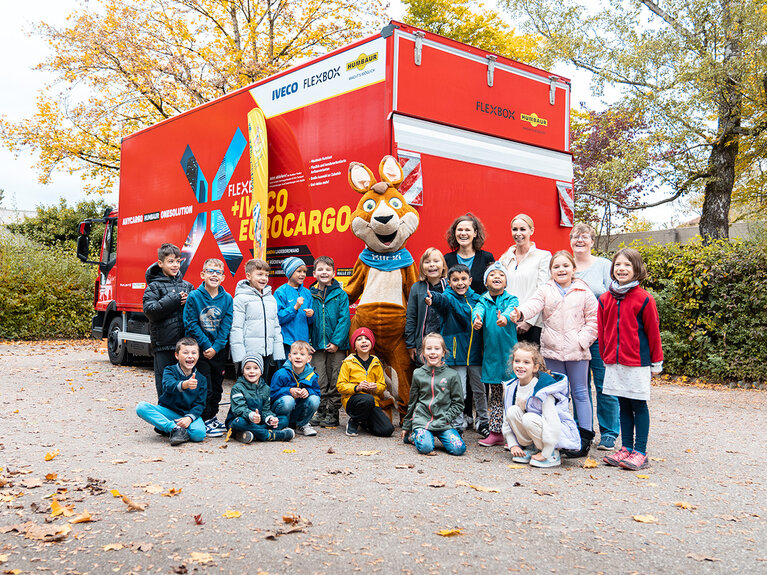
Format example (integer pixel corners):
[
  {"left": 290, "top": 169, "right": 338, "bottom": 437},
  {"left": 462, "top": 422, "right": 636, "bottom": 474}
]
[
  {"left": 159, "top": 364, "right": 207, "bottom": 421},
  {"left": 274, "top": 283, "right": 313, "bottom": 345},
  {"left": 430, "top": 287, "right": 482, "bottom": 367},
  {"left": 473, "top": 291, "right": 519, "bottom": 383},
  {"left": 269, "top": 360, "right": 321, "bottom": 402},
  {"left": 183, "top": 283, "right": 233, "bottom": 353},
  {"left": 309, "top": 279, "right": 351, "bottom": 350}
]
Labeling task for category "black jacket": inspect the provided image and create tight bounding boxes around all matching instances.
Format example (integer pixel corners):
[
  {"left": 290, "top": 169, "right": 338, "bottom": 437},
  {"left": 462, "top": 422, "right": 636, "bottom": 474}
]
[
  {"left": 142, "top": 263, "right": 194, "bottom": 352},
  {"left": 444, "top": 249, "right": 495, "bottom": 295}
]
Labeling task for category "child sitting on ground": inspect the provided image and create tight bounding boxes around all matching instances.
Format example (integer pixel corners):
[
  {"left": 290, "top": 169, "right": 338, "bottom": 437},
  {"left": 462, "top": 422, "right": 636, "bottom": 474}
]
[
  {"left": 136, "top": 337, "right": 208, "bottom": 445},
  {"left": 225, "top": 354, "right": 295, "bottom": 443},
  {"left": 274, "top": 256, "right": 314, "bottom": 359},
  {"left": 502, "top": 342, "right": 580, "bottom": 468},
  {"left": 269, "top": 340, "right": 321, "bottom": 436},
  {"left": 402, "top": 333, "right": 466, "bottom": 456}
]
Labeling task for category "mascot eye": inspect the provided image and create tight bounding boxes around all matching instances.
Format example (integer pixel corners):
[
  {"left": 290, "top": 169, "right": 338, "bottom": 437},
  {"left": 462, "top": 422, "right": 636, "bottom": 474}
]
[
  {"left": 388, "top": 198, "right": 403, "bottom": 209},
  {"left": 362, "top": 199, "right": 377, "bottom": 212}
]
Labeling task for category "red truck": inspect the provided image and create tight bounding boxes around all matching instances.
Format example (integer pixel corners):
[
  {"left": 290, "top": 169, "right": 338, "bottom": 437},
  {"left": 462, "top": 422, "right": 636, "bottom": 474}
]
[{"left": 76, "top": 20, "right": 574, "bottom": 365}]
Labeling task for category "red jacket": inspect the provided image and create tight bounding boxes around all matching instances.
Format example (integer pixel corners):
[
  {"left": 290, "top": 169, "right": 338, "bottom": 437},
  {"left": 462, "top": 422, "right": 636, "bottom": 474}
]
[{"left": 598, "top": 286, "right": 663, "bottom": 367}]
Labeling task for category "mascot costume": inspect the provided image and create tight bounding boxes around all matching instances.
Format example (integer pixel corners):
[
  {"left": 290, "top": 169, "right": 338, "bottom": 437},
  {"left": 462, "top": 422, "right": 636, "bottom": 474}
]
[{"left": 344, "top": 155, "right": 419, "bottom": 421}]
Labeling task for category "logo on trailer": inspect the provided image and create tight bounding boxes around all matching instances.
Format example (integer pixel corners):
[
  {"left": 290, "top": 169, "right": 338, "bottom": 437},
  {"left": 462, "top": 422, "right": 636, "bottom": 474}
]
[
  {"left": 521, "top": 113, "right": 548, "bottom": 127},
  {"left": 346, "top": 52, "right": 378, "bottom": 71}
]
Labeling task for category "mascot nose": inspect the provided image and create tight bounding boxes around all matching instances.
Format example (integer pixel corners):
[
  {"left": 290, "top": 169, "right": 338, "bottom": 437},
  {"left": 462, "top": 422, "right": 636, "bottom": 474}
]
[{"left": 375, "top": 215, "right": 393, "bottom": 224}]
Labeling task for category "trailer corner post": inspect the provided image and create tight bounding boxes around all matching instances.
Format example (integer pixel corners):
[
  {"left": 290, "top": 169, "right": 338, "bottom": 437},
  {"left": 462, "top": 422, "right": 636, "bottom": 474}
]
[
  {"left": 414, "top": 31, "right": 425, "bottom": 66},
  {"left": 486, "top": 55, "right": 497, "bottom": 88}
]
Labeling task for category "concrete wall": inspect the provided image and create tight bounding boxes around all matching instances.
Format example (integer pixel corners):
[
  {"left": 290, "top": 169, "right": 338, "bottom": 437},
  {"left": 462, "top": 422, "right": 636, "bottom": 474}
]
[{"left": 596, "top": 221, "right": 759, "bottom": 252}]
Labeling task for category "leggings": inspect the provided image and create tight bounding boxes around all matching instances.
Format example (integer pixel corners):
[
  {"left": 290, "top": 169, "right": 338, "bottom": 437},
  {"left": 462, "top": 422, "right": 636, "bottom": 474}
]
[
  {"left": 488, "top": 383, "right": 505, "bottom": 433},
  {"left": 545, "top": 359, "right": 592, "bottom": 430},
  {"left": 618, "top": 397, "right": 650, "bottom": 454}
]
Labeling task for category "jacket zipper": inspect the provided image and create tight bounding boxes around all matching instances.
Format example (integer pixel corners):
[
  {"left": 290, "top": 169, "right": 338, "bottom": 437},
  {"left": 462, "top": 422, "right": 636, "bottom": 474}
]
[
  {"left": 259, "top": 293, "right": 268, "bottom": 356},
  {"left": 465, "top": 295, "right": 474, "bottom": 365},
  {"left": 425, "top": 367, "right": 436, "bottom": 430},
  {"left": 616, "top": 299, "right": 621, "bottom": 363}
]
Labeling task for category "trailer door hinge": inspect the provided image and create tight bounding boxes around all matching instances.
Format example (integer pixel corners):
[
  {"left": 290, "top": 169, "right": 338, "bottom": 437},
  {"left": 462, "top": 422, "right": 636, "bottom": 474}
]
[
  {"left": 549, "top": 76, "right": 558, "bottom": 105},
  {"left": 414, "top": 31, "right": 425, "bottom": 66},
  {"left": 486, "top": 55, "right": 497, "bottom": 87}
]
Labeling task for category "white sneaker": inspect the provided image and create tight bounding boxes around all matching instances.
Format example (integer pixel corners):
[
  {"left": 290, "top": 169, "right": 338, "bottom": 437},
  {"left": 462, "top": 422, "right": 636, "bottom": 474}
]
[{"left": 297, "top": 423, "right": 317, "bottom": 436}]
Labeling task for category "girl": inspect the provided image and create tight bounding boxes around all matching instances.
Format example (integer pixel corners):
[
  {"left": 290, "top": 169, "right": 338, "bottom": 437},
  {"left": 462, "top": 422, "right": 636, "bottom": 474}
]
[
  {"left": 510, "top": 251, "right": 598, "bottom": 457},
  {"left": 405, "top": 248, "right": 448, "bottom": 366},
  {"left": 502, "top": 343, "right": 580, "bottom": 467},
  {"left": 402, "top": 333, "right": 466, "bottom": 456},
  {"left": 599, "top": 249, "right": 663, "bottom": 471}
]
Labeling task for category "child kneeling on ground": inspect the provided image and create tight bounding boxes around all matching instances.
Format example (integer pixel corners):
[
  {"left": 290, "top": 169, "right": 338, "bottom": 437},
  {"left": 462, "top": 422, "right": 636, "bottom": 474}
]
[
  {"left": 136, "top": 337, "right": 208, "bottom": 446},
  {"left": 402, "top": 333, "right": 466, "bottom": 456},
  {"left": 226, "top": 354, "right": 295, "bottom": 443},
  {"left": 502, "top": 342, "right": 580, "bottom": 468}
]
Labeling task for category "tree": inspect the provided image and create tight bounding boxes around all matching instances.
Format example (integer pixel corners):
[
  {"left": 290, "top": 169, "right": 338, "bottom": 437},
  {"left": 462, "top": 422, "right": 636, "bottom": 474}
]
[
  {"left": 503, "top": 0, "right": 767, "bottom": 241},
  {"left": 402, "top": 0, "right": 541, "bottom": 63},
  {"left": 0, "top": 0, "right": 387, "bottom": 193}
]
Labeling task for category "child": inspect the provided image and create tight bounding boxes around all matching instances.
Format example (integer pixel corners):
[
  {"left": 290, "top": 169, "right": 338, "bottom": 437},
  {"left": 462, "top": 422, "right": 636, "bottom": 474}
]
[
  {"left": 136, "top": 338, "right": 208, "bottom": 445},
  {"left": 502, "top": 343, "right": 580, "bottom": 468},
  {"left": 274, "top": 256, "right": 314, "bottom": 359},
  {"left": 183, "top": 258, "right": 233, "bottom": 438},
  {"left": 308, "top": 256, "right": 350, "bottom": 428},
  {"left": 402, "top": 333, "right": 466, "bottom": 456},
  {"left": 472, "top": 261, "right": 519, "bottom": 447},
  {"left": 337, "top": 327, "right": 394, "bottom": 438},
  {"left": 405, "top": 248, "right": 448, "bottom": 366},
  {"left": 269, "top": 341, "right": 321, "bottom": 436},
  {"left": 599, "top": 248, "right": 663, "bottom": 471},
  {"left": 510, "top": 251, "right": 598, "bottom": 457},
  {"left": 225, "top": 353, "right": 295, "bottom": 443},
  {"left": 425, "top": 264, "right": 488, "bottom": 436},
  {"left": 230, "top": 258, "right": 285, "bottom": 383},
  {"left": 143, "top": 243, "right": 194, "bottom": 400}
]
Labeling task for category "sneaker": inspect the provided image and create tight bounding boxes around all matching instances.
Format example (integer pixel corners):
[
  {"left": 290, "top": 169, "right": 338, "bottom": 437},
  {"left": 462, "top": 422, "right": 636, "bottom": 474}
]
[
  {"left": 478, "top": 431, "right": 505, "bottom": 447},
  {"left": 511, "top": 446, "right": 540, "bottom": 464},
  {"left": 321, "top": 413, "right": 340, "bottom": 428},
  {"left": 619, "top": 450, "right": 649, "bottom": 470},
  {"left": 603, "top": 446, "right": 631, "bottom": 467},
  {"left": 204, "top": 417, "right": 226, "bottom": 438},
  {"left": 476, "top": 423, "right": 490, "bottom": 439},
  {"left": 346, "top": 419, "right": 359, "bottom": 437},
  {"left": 530, "top": 450, "right": 561, "bottom": 468},
  {"left": 297, "top": 423, "right": 318, "bottom": 436},
  {"left": 154, "top": 427, "right": 170, "bottom": 437},
  {"left": 235, "top": 430, "right": 254, "bottom": 444},
  {"left": 465, "top": 415, "right": 474, "bottom": 428},
  {"left": 310, "top": 411, "right": 324, "bottom": 426},
  {"left": 278, "top": 428, "right": 295, "bottom": 441},
  {"left": 597, "top": 436, "right": 617, "bottom": 451},
  {"left": 169, "top": 426, "right": 190, "bottom": 446}
]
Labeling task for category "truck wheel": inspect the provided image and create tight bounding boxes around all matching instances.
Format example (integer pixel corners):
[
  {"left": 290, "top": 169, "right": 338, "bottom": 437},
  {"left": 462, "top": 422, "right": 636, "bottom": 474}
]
[{"left": 106, "top": 316, "right": 129, "bottom": 365}]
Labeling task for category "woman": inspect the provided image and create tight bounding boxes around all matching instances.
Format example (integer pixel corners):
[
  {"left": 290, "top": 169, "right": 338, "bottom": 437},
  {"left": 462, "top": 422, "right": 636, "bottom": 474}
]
[
  {"left": 570, "top": 222, "right": 620, "bottom": 451},
  {"left": 499, "top": 214, "right": 551, "bottom": 345},
  {"left": 444, "top": 213, "right": 495, "bottom": 295}
]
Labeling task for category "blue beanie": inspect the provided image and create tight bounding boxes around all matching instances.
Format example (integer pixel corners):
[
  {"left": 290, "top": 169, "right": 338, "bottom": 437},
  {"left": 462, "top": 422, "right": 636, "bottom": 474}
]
[
  {"left": 281, "top": 256, "right": 304, "bottom": 280},
  {"left": 483, "top": 260, "right": 509, "bottom": 284}
]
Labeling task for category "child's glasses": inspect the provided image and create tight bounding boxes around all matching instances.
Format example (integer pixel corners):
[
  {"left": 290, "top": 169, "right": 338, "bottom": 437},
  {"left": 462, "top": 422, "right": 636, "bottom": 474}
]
[{"left": 204, "top": 268, "right": 224, "bottom": 276}]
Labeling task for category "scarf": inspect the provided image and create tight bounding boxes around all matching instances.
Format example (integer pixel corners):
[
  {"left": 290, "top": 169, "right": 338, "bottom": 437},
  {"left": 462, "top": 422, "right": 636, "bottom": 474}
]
[
  {"left": 359, "top": 247, "right": 414, "bottom": 271},
  {"left": 608, "top": 279, "right": 639, "bottom": 300}
]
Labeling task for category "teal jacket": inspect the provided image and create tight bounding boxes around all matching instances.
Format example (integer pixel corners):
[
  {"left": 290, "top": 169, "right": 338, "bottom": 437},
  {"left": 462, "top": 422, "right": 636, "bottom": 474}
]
[
  {"left": 309, "top": 279, "right": 351, "bottom": 351},
  {"left": 473, "top": 291, "right": 519, "bottom": 383},
  {"left": 225, "top": 375, "right": 275, "bottom": 428},
  {"left": 430, "top": 287, "right": 482, "bottom": 367}
]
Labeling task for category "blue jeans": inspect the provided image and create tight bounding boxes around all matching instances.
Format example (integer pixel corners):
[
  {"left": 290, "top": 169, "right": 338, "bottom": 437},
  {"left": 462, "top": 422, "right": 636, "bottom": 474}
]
[
  {"left": 229, "top": 416, "right": 290, "bottom": 441},
  {"left": 272, "top": 394, "right": 320, "bottom": 427},
  {"left": 618, "top": 397, "right": 650, "bottom": 454},
  {"left": 587, "top": 341, "right": 620, "bottom": 439},
  {"left": 136, "top": 402, "right": 206, "bottom": 442},
  {"left": 405, "top": 428, "right": 466, "bottom": 456}
]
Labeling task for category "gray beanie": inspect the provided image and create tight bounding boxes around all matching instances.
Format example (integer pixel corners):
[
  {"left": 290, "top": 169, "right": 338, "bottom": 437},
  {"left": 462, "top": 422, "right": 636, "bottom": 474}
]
[
  {"left": 241, "top": 353, "right": 264, "bottom": 373},
  {"left": 483, "top": 260, "right": 509, "bottom": 284}
]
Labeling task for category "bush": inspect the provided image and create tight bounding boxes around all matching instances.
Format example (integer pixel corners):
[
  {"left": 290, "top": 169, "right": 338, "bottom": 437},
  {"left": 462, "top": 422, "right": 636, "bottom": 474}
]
[{"left": 0, "top": 232, "right": 96, "bottom": 339}]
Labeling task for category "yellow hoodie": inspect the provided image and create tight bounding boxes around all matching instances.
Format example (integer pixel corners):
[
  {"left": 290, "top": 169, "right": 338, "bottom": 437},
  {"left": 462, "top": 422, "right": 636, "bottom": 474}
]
[{"left": 336, "top": 354, "right": 387, "bottom": 409}]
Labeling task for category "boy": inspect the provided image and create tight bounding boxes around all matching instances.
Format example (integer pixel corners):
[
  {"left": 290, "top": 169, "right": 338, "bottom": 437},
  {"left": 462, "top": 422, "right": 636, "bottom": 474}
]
[
  {"left": 143, "top": 243, "right": 194, "bottom": 400},
  {"left": 270, "top": 341, "right": 321, "bottom": 436},
  {"left": 183, "top": 258, "right": 233, "bottom": 438},
  {"left": 136, "top": 337, "right": 208, "bottom": 445},
  {"left": 230, "top": 258, "right": 284, "bottom": 383},
  {"left": 336, "top": 328, "right": 394, "bottom": 438},
  {"left": 225, "top": 353, "right": 295, "bottom": 443},
  {"left": 308, "top": 256, "right": 350, "bottom": 428},
  {"left": 274, "top": 256, "right": 314, "bottom": 358},
  {"left": 425, "top": 264, "right": 488, "bottom": 437}
]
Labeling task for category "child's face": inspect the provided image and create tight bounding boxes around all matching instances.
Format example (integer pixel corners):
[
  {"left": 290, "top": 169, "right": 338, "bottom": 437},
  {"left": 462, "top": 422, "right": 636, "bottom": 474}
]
[
  {"left": 242, "top": 361, "right": 262, "bottom": 383},
  {"left": 550, "top": 256, "right": 575, "bottom": 287},
  {"left": 613, "top": 255, "right": 636, "bottom": 285},
  {"left": 313, "top": 262, "right": 334, "bottom": 286},
  {"left": 512, "top": 350, "right": 538, "bottom": 384},
  {"left": 289, "top": 347, "right": 311, "bottom": 372},
  {"left": 289, "top": 265, "right": 307, "bottom": 285},
  {"left": 486, "top": 269, "right": 507, "bottom": 294},
  {"left": 159, "top": 255, "right": 181, "bottom": 278},
  {"left": 246, "top": 269, "right": 270, "bottom": 291},
  {"left": 448, "top": 271, "right": 471, "bottom": 295},
  {"left": 422, "top": 338, "right": 444, "bottom": 367},
  {"left": 422, "top": 253, "right": 444, "bottom": 283},
  {"left": 201, "top": 265, "right": 224, "bottom": 289},
  {"left": 354, "top": 335, "right": 372, "bottom": 355},
  {"left": 175, "top": 344, "right": 199, "bottom": 370}
]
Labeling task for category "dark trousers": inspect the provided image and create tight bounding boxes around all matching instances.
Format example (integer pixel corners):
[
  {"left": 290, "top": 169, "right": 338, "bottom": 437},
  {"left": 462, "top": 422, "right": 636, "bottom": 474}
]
[
  {"left": 153, "top": 349, "right": 177, "bottom": 401},
  {"left": 516, "top": 325, "right": 542, "bottom": 345},
  {"left": 197, "top": 347, "right": 228, "bottom": 421},
  {"left": 345, "top": 394, "right": 394, "bottom": 437}
]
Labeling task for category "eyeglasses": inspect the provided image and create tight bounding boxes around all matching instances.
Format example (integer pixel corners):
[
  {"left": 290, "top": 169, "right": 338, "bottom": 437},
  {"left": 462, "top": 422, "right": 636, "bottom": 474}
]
[
  {"left": 204, "top": 268, "right": 224, "bottom": 276},
  {"left": 570, "top": 234, "right": 592, "bottom": 242}
]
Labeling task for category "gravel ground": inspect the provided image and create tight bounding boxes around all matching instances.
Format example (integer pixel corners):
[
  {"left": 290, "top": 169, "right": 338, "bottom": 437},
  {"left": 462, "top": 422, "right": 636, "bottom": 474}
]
[{"left": 1, "top": 340, "right": 765, "bottom": 575}]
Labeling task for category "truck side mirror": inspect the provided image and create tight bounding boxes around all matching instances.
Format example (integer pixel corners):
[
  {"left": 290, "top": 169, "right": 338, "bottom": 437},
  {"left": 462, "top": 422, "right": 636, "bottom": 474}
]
[{"left": 76, "top": 234, "right": 90, "bottom": 262}]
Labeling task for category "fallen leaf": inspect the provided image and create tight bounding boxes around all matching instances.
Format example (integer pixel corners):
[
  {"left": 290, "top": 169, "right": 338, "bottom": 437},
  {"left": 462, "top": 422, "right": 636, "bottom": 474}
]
[
  {"left": 190, "top": 552, "right": 214, "bottom": 564},
  {"left": 103, "top": 543, "right": 124, "bottom": 551},
  {"left": 162, "top": 487, "right": 182, "bottom": 497},
  {"left": 674, "top": 501, "right": 695, "bottom": 510},
  {"left": 534, "top": 489, "right": 554, "bottom": 497},
  {"left": 395, "top": 463, "right": 415, "bottom": 469},
  {"left": 356, "top": 450, "right": 380, "bottom": 456},
  {"left": 265, "top": 515, "right": 312, "bottom": 538},
  {"left": 44, "top": 449, "right": 60, "bottom": 461},
  {"left": 327, "top": 446, "right": 336, "bottom": 454},
  {"left": 6, "top": 522, "right": 72, "bottom": 542},
  {"left": 687, "top": 553, "right": 719, "bottom": 562},
  {"left": 44, "top": 473, "right": 58, "bottom": 481},
  {"left": 130, "top": 542, "right": 154, "bottom": 552},
  {"left": 507, "top": 464, "right": 526, "bottom": 469},
  {"left": 224, "top": 428, "right": 233, "bottom": 442},
  {"left": 222, "top": 510, "right": 241, "bottom": 519},
  {"left": 282, "top": 514, "right": 302, "bottom": 524},
  {"left": 283, "top": 449, "right": 296, "bottom": 454},
  {"left": 109, "top": 489, "right": 122, "bottom": 497},
  {"left": 650, "top": 457, "right": 666, "bottom": 461},
  {"left": 589, "top": 474, "right": 599, "bottom": 480},
  {"left": 50, "top": 499, "right": 75, "bottom": 517},
  {"left": 456, "top": 480, "right": 499, "bottom": 493},
  {"left": 436, "top": 528, "right": 462, "bottom": 537},
  {"left": 121, "top": 495, "right": 146, "bottom": 512},
  {"left": 428, "top": 480, "right": 446, "bottom": 488},
  {"left": 143, "top": 484, "right": 163, "bottom": 494},
  {"left": 111, "top": 459, "right": 128, "bottom": 465},
  {"left": 636, "top": 474, "right": 650, "bottom": 479},
  {"left": 0, "top": 554, "right": 7, "bottom": 564},
  {"left": 193, "top": 514, "right": 204, "bottom": 525},
  {"left": 20, "top": 478, "right": 43, "bottom": 489},
  {"left": 582, "top": 457, "right": 599, "bottom": 468},
  {"left": 632, "top": 514, "right": 657, "bottom": 524},
  {"left": 218, "top": 444, "right": 227, "bottom": 449},
  {"left": 141, "top": 456, "right": 164, "bottom": 462},
  {"left": 171, "top": 565, "right": 188, "bottom": 574},
  {"left": 69, "top": 510, "right": 94, "bottom": 524}
]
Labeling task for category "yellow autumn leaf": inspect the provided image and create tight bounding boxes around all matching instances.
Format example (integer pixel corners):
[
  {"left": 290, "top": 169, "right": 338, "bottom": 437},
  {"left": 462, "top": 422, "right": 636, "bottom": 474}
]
[
  {"left": 224, "top": 428, "right": 233, "bottom": 442},
  {"left": 632, "top": 514, "right": 656, "bottom": 523},
  {"left": 507, "top": 464, "right": 526, "bottom": 469},
  {"left": 356, "top": 450, "right": 380, "bottom": 456},
  {"left": 103, "top": 543, "right": 124, "bottom": 551},
  {"left": 436, "top": 528, "right": 462, "bottom": 537},
  {"left": 162, "top": 487, "right": 182, "bottom": 497},
  {"left": 0, "top": 553, "right": 8, "bottom": 563},
  {"left": 222, "top": 510, "right": 241, "bottom": 519},
  {"left": 190, "top": 551, "right": 215, "bottom": 564},
  {"left": 456, "top": 479, "right": 499, "bottom": 493},
  {"left": 283, "top": 449, "right": 296, "bottom": 454},
  {"left": 69, "top": 510, "right": 94, "bottom": 523},
  {"left": 44, "top": 449, "right": 60, "bottom": 461},
  {"left": 583, "top": 457, "right": 599, "bottom": 468},
  {"left": 636, "top": 474, "right": 650, "bottom": 479},
  {"left": 109, "top": 489, "right": 122, "bottom": 497},
  {"left": 111, "top": 459, "right": 128, "bottom": 465},
  {"left": 50, "top": 499, "right": 75, "bottom": 517},
  {"left": 674, "top": 501, "right": 694, "bottom": 510}
]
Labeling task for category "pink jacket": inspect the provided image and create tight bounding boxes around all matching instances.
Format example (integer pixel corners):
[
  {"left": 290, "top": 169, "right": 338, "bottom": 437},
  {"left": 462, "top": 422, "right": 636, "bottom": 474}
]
[{"left": 517, "top": 279, "right": 598, "bottom": 361}]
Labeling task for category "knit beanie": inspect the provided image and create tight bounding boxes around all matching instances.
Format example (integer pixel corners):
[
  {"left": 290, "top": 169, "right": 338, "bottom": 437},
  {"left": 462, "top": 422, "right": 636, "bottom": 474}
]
[
  {"left": 483, "top": 260, "right": 509, "bottom": 284},
  {"left": 351, "top": 327, "right": 375, "bottom": 349},
  {"left": 281, "top": 256, "right": 305, "bottom": 280},
  {"left": 241, "top": 353, "right": 264, "bottom": 373}
]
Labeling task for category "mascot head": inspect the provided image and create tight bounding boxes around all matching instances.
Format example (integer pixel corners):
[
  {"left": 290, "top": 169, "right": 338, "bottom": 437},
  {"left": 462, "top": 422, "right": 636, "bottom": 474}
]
[{"left": 348, "top": 155, "right": 419, "bottom": 254}]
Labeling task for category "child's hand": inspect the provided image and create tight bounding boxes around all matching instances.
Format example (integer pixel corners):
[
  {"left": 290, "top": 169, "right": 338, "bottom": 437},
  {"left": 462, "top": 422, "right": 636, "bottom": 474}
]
[
  {"left": 496, "top": 310, "right": 508, "bottom": 327},
  {"left": 289, "top": 387, "right": 302, "bottom": 398},
  {"left": 400, "top": 429, "right": 406, "bottom": 440},
  {"left": 267, "top": 416, "right": 279, "bottom": 427},
  {"left": 249, "top": 410, "right": 261, "bottom": 424},
  {"left": 304, "top": 308, "right": 314, "bottom": 318},
  {"left": 509, "top": 445, "right": 525, "bottom": 458},
  {"left": 203, "top": 347, "right": 215, "bottom": 359},
  {"left": 175, "top": 416, "right": 192, "bottom": 429},
  {"left": 294, "top": 296, "right": 304, "bottom": 310},
  {"left": 179, "top": 291, "right": 188, "bottom": 305},
  {"left": 424, "top": 286, "right": 432, "bottom": 306},
  {"left": 510, "top": 307, "right": 521, "bottom": 323},
  {"left": 182, "top": 372, "right": 198, "bottom": 390},
  {"left": 473, "top": 315, "right": 483, "bottom": 330},
  {"left": 326, "top": 343, "right": 338, "bottom": 353}
]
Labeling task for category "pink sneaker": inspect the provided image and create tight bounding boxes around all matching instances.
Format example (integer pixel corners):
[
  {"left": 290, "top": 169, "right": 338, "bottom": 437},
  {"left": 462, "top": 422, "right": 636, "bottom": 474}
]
[
  {"left": 603, "top": 446, "right": 631, "bottom": 467},
  {"left": 478, "top": 431, "right": 505, "bottom": 447},
  {"left": 619, "top": 450, "right": 649, "bottom": 470}
]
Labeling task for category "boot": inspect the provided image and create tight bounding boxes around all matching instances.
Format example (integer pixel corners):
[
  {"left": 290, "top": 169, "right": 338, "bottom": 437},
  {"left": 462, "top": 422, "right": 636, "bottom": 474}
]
[{"left": 562, "top": 428, "right": 595, "bottom": 458}]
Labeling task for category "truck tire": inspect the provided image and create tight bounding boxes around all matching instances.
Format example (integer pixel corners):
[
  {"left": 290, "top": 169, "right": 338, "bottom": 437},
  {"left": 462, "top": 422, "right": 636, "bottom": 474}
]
[{"left": 106, "top": 316, "right": 129, "bottom": 366}]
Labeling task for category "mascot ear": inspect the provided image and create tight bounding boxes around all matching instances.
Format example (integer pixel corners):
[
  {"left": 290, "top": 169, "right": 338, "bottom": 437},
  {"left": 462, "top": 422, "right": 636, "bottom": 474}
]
[
  {"left": 349, "top": 162, "right": 376, "bottom": 194},
  {"left": 379, "top": 155, "right": 404, "bottom": 187}
]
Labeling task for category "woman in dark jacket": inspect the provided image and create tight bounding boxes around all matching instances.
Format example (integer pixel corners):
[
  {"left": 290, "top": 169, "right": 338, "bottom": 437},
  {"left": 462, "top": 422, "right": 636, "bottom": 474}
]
[{"left": 443, "top": 213, "right": 495, "bottom": 295}]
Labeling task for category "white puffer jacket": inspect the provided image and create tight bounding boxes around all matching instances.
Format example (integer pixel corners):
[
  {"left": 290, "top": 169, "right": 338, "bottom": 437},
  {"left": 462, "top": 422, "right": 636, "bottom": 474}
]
[{"left": 230, "top": 280, "right": 285, "bottom": 363}]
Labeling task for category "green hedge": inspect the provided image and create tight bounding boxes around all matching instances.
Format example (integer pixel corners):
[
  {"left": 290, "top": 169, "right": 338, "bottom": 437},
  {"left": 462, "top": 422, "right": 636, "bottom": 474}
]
[{"left": 0, "top": 233, "right": 96, "bottom": 339}]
